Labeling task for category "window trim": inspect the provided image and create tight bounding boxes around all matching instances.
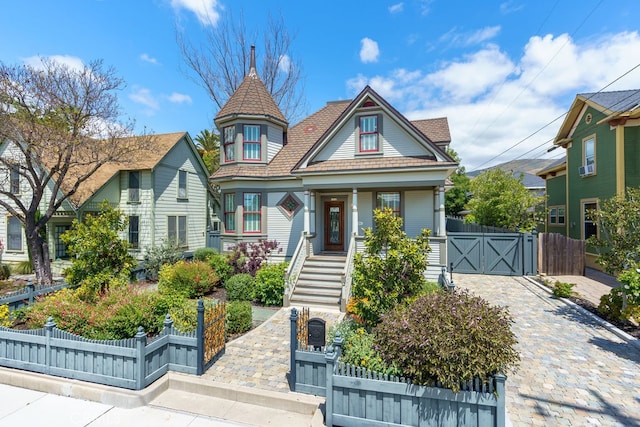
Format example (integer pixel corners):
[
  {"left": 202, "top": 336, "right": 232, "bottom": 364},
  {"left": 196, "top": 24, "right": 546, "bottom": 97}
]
[
  {"left": 581, "top": 199, "right": 598, "bottom": 241},
  {"left": 6, "top": 216, "right": 22, "bottom": 252},
  {"left": 223, "top": 125, "right": 236, "bottom": 163},
  {"left": 177, "top": 170, "right": 188, "bottom": 200},
  {"left": 376, "top": 191, "right": 401, "bottom": 217},
  {"left": 224, "top": 193, "right": 236, "bottom": 232},
  {"left": 358, "top": 115, "right": 380, "bottom": 153},
  {"left": 548, "top": 205, "right": 565, "bottom": 226},
  {"left": 242, "top": 124, "right": 262, "bottom": 161},
  {"left": 168, "top": 215, "right": 188, "bottom": 247},
  {"left": 277, "top": 193, "right": 302, "bottom": 219},
  {"left": 129, "top": 215, "right": 140, "bottom": 250},
  {"left": 243, "top": 192, "right": 262, "bottom": 234},
  {"left": 9, "top": 165, "right": 20, "bottom": 195},
  {"left": 582, "top": 135, "right": 596, "bottom": 173},
  {"left": 128, "top": 171, "right": 140, "bottom": 203}
]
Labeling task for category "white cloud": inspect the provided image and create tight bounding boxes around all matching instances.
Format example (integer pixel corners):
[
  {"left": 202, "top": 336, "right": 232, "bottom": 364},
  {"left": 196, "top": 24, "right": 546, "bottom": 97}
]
[
  {"left": 419, "top": 0, "right": 433, "bottom": 16},
  {"left": 167, "top": 92, "right": 192, "bottom": 104},
  {"left": 170, "top": 0, "right": 221, "bottom": 26},
  {"left": 347, "top": 31, "right": 640, "bottom": 171},
  {"left": 360, "top": 38, "right": 380, "bottom": 63},
  {"left": 22, "top": 55, "right": 85, "bottom": 72},
  {"left": 389, "top": 3, "right": 404, "bottom": 13},
  {"left": 129, "top": 87, "right": 160, "bottom": 113},
  {"left": 140, "top": 53, "right": 158, "bottom": 65},
  {"left": 278, "top": 54, "right": 291, "bottom": 74},
  {"left": 439, "top": 26, "right": 501, "bottom": 48},
  {"left": 500, "top": 1, "right": 524, "bottom": 15}
]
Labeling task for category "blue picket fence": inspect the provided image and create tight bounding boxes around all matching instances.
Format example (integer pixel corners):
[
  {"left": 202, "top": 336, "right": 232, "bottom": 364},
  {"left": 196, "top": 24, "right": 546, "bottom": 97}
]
[{"left": 290, "top": 308, "right": 506, "bottom": 427}]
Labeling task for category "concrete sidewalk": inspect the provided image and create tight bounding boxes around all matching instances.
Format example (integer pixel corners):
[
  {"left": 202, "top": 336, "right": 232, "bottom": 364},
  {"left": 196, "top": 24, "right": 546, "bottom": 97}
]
[
  {"left": 542, "top": 267, "right": 621, "bottom": 307},
  {"left": 0, "top": 382, "right": 248, "bottom": 427}
]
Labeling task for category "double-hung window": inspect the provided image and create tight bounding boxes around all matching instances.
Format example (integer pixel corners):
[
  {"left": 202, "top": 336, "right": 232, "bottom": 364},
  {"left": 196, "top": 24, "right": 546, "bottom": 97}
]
[
  {"left": 168, "top": 215, "right": 187, "bottom": 246},
  {"left": 223, "top": 126, "right": 235, "bottom": 162},
  {"left": 7, "top": 216, "right": 22, "bottom": 251},
  {"left": 224, "top": 193, "right": 236, "bottom": 232},
  {"left": 243, "top": 125, "right": 261, "bottom": 161},
  {"left": 129, "top": 215, "right": 139, "bottom": 249},
  {"left": 359, "top": 115, "right": 379, "bottom": 152},
  {"left": 243, "top": 193, "right": 261, "bottom": 233},
  {"left": 178, "top": 170, "right": 187, "bottom": 199},
  {"left": 9, "top": 165, "right": 19, "bottom": 194},
  {"left": 376, "top": 192, "right": 401, "bottom": 217},
  {"left": 549, "top": 206, "right": 565, "bottom": 225},
  {"left": 128, "top": 171, "right": 140, "bottom": 202}
]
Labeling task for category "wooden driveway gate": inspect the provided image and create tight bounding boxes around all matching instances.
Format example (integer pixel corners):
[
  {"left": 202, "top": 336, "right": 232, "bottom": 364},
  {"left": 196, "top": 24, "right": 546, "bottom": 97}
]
[{"left": 448, "top": 232, "right": 537, "bottom": 276}]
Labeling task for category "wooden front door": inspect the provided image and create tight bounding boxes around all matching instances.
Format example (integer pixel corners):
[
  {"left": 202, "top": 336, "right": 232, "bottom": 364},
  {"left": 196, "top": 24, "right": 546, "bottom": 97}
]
[{"left": 324, "top": 201, "right": 345, "bottom": 251}]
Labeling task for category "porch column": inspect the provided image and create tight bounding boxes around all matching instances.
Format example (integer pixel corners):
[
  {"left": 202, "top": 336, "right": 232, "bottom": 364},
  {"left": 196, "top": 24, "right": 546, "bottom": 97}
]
[
  {"left": 303, "top": 190, "right": 310, "bottom": 234},
  {"left": 437, "top": 186, "right": 446, "bottom": 236},
  {"left": 309, "top": 191, "right": 316, "bottom": 234},
  {"left": 352, "top": 188, "right": 359, "bottom": 236}
]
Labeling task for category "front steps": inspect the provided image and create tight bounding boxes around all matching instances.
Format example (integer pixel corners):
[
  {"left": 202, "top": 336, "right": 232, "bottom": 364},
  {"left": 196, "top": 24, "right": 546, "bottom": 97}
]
[{"left": 289, "top": 254, "right": 346, "bottom": 310}]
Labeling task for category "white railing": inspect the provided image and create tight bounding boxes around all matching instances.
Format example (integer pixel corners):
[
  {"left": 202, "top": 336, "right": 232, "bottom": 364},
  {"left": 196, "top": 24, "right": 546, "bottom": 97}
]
[
  {"left": 340, "top": 234, "right": 360, "bottom": 312},
  {"left": 284, "top": 232, "right": 310, "bottom": 306}
]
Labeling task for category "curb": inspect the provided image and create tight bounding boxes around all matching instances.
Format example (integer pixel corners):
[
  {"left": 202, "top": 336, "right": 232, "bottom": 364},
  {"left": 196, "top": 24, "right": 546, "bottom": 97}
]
[
  {"left": 164, "top": 371, "right": 323, "bottom": 416},
  {"left": 522, "top": 276, "right": 640, "bottom": 352},
  {"left": 0, "top": 366, "right": 168, "bottom": 408}
]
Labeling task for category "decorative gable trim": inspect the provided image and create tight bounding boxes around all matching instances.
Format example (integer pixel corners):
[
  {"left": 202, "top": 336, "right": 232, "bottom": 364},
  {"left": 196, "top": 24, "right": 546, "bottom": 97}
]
[{"left": 293, "top": 86, "right": 454, "bottom": 171}]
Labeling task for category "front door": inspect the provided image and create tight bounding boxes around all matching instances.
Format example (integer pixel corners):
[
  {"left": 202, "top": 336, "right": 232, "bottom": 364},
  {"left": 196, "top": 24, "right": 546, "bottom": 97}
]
[{"left": 324, "top": 201, "right": 345, "bottom": 251}]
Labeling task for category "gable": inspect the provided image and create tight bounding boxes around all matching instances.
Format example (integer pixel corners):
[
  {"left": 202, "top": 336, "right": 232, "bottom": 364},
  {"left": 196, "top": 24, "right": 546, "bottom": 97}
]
[
  {"left": 295, "top": 88, "right": 453, "bottom": 171},
  {"left": 310, "top": 108, "right": 433, "bottom": 163}
]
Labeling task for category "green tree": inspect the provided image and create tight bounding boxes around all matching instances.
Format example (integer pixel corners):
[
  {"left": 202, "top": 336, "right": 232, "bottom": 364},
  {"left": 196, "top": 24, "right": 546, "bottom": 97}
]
[
  {"left": 194, "top": 129, "right": 220, "bottom": 174},
  {"left": 444, "top": 148, "right": 471, "bottom": 216},
  {"left": 349, "top": 208, "right": 431, "bottom": 327},
  {"left": 587, "top": 187, "right": 640, "bottom": 274},
  {"left": 61, "top": 202, "right": 135, "bottom": 300},
  {"left": 465, "top": 168, "right": 543, "bottom": 231},
  {"left": 0, "top": 58, "right": 147, "bottom": 285}
]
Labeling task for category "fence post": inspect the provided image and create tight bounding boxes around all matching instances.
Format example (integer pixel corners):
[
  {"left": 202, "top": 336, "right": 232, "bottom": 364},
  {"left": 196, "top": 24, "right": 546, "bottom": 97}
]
[
  {"left": 163, "top": 314, "right": 174, "bottom": 334},
  {"left": 135, "top": 327, "right": 147, "bottom": 390},
  {"left": 333, "top": 332, "right": 343, "bottom": 359},
  {"left": 325, "top": 346, "right": 337, "bottom": 427},
  {"left": 495, "top": 373, "right": 506, "bottom": 427},
  {"left": 44, "top": 316, "right": 55, "bottom": 375},
  {"left": 27, "top": 280, "right": 35, "bottom": 304},
  {"left": 196, "top": 300, "right": 205, "bottom": 375},
  {"left": 289, "top": 307, "right": 298, "bottom": 391}
]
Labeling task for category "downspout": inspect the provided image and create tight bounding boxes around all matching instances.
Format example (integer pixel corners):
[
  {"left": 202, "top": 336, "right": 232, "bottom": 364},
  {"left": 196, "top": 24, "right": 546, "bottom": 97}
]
[{"left": 615, "top": 124, "right": 625, "bottom": 196}]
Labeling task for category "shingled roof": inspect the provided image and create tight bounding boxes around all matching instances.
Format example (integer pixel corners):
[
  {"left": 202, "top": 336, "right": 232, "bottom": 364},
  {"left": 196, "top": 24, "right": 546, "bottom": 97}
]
[
  {"left": 63, "top": 132, "right": 187, "bottom": 208},
  {"left": 411, "top": 117, "right": 451, "bottom": 145},
  {"left": 215, "top": 46, "right": 287, "bottom": 125}
]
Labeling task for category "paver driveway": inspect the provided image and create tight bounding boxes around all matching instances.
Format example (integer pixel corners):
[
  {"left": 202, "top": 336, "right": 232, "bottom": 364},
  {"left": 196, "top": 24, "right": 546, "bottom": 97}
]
[{"left": 456, "top": 274, "right": 640, "bottom": 427}]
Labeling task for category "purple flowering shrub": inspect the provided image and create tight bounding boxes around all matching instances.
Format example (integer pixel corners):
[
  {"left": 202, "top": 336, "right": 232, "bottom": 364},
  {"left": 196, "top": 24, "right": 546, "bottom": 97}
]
[
  {"left": 373, "top": 290, "right": 520, "bottom": 392},
  {"left": 228, "top": 240, "right": 281, "bottom": 277}
]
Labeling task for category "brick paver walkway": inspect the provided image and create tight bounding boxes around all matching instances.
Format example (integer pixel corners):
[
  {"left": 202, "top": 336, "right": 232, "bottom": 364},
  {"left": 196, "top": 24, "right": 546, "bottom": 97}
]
[
  {"left": 202, "top": 307, "right": 343, "bottom": 393},
  {"left": 456, "top": 273, "right": 640, "bottom": 427}
]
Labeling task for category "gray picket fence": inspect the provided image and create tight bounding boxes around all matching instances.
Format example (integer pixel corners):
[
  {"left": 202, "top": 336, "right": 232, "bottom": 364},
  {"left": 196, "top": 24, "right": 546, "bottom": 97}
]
[
  {"left": 0, "top": 281, "right": 69, "bottom": 311},
  {"left": 0, "top": 300, "right": 224, "bottom": 390},
  {"left": 290, "top": 308, "right": 506, "bottom": 427}
]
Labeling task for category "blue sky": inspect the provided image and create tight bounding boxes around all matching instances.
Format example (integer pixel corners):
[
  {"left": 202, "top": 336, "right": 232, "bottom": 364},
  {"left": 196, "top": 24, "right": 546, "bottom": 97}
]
[{"left": 2, "top": 1, "right": 640, "bottom": 171}]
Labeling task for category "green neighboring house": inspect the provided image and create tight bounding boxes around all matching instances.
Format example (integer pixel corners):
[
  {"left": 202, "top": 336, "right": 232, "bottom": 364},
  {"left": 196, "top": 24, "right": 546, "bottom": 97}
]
[{"left": 538, "top": 89, "right": 640, "bottom": 270}]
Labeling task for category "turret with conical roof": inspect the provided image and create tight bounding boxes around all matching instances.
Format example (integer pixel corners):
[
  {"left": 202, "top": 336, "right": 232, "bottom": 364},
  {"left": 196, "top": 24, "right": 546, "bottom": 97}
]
[{"left": 215, "top": 46, "right": 287, "bottom": 125}]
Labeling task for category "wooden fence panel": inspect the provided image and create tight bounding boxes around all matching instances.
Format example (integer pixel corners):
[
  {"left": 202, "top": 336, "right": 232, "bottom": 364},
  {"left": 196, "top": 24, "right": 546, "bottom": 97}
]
[{"left": 538, "top": 233, "right": 585, "bottom": 276}]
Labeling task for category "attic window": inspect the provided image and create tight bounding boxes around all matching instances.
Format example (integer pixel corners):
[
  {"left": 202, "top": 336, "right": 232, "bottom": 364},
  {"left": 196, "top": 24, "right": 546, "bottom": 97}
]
[
  {"left": 278, "top": 193, "right": 302, "bottom": 219},
  {"left": 362, "top": 100, "right": 376, "bottom": 108}
]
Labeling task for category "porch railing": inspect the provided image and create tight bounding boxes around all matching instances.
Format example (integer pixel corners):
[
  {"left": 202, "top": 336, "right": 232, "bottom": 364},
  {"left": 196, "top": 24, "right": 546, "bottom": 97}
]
[
  {"left": 340, "top": 234, "right": 358, "bottom": 312},
  {"left": 284, "top": 232, "right": 311, "bottom": 306}
]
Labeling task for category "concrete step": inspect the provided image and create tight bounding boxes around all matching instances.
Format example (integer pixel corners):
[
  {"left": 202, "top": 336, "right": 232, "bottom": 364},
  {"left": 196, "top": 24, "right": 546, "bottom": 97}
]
[
  {"left": 294, "top": 286, "right": 342, "bottom": 297},
  {"left": 298, "top": 272, "right": 343, "bottom": 282},
  {"left": 296, "top": 279, "right": 342, "bottom": 289},
  {"left": 289, "top": 294, "right": 341, "bottom": 307},
  {"left": 307, "top": 255, "right": 347, "bottom": 262},
  {"left": 303, "top": 262, "right": 345, "bottom": 271}
]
